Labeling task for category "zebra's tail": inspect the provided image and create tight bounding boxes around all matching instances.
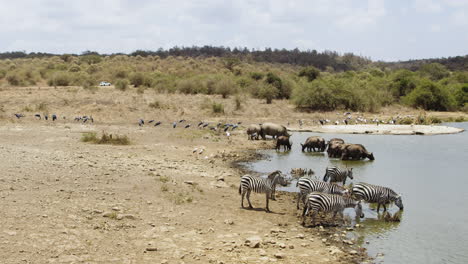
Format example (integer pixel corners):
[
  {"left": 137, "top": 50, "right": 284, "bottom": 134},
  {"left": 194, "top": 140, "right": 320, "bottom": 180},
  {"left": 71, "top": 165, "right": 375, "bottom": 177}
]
[{"left": 238, "top": 184, "right": 241, "bottom": 195}]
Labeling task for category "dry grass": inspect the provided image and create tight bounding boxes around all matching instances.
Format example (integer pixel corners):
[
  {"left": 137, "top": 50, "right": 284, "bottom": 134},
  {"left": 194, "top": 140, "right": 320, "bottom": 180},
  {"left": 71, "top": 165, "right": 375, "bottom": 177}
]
[
  {"left": 81, "top": 131, "right": 130, "bottom": 145},
  {"left": 0, "top": 85, "right": 466, "bottom": 126}
]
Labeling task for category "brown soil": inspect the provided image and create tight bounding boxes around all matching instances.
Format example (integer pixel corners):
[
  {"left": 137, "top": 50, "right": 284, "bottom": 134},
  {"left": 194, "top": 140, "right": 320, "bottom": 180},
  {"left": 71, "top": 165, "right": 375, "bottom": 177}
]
[{"left": 0, "top": 121, "right": 369, "bottom": 264}]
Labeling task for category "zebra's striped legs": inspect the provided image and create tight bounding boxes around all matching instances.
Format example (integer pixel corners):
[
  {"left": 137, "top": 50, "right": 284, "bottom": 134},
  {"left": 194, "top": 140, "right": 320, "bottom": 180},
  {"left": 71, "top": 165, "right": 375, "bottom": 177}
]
[
  {"left": 376, "top": 203, "right": 388, "bottom": 213},
  {"left": 265, "top": 193, "right": 270, "bottom": 212},
  {"left": 241, "top": 189, "right": 245, "bottom": 208},
  {"left": 301, "top": 206, "right": 309, "bottom": 225},
  {"left": 296, "top": 192, "right": 302, "bottom": 209},
  {"left": 246, "top": 190, "right": 253, "bottom": 208}
]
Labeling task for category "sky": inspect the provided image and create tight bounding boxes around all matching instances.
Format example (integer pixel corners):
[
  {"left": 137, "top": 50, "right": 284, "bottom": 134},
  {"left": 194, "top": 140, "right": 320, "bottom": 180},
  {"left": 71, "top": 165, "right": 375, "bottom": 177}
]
[{"left": 0, "top": 0, "right": 467, "bottom": 61}]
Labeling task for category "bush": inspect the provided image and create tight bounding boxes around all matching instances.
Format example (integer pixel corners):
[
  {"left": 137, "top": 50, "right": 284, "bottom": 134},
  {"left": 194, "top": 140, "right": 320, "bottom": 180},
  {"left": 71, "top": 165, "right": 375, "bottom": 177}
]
[
  {"left": 215, "top": 78, "right": 237, "bottom": 98},
  {"left": 403, "top": 80, "right": 455, "bottom": 111},
  {"left": 81, "top": 131, "right": 130, "bottom": 145},
  {"left": 419, "top": 63, "right": 450, "bottom": 81},
  {"left": 250, "top": 72, "right": 264, "bottom": 80},
  {"left": 149, "top": 100, "right": 164, "bottom": 109},
  {"left": 115, "top": 79, "right": 129, "bottom": 91},
  {"left": 398, "top": 117, "right": 414, "bottom": 125},
  {"left": 68, "top": 65, "right": 81, "bottom": 72},
  {"left": 212, "top": 102, "right": 224, "bottom": 113},
  {"left": 298, "top": 66, "right": 320, "bottom": 82},
  {"left": 6, "top": 72, "right": 21, "bottom": 86},
  {"left": 234, "top": 95, "right": 242, "bottom": 110},
  {"left": 258, "top": 83, "right": 279, "bottom": 104},
  {"left": 114, "top": 68, "right": 128, "bottom": 79},
  {"left": 48, "top": 72, "right": 72, "bottom": 86},
  {"left": 177, "top": 79, "right": 199, "bottom": 94},
  {"left": 129, "top": 72, "right": 144, "bottom": 87}
]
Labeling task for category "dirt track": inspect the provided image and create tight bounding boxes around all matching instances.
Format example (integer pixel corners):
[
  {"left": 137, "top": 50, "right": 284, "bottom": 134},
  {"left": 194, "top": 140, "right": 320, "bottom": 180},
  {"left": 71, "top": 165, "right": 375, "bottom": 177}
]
[{"left": 0, "top": 120, "right": 368, "bottom": 264}]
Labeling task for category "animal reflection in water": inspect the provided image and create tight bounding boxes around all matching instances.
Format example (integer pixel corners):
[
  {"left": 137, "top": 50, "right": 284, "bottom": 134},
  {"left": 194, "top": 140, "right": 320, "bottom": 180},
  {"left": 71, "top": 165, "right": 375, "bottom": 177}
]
[{"left": 290, "top": 168, "right": 315, "bottom": 177}]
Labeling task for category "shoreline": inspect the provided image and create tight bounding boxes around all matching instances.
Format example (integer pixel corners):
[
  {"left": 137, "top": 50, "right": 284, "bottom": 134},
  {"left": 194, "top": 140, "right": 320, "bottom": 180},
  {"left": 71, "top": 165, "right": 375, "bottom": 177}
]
[
  {"left": 233, "top": 149, "right": 372, "bottom": 263},
  {"left": 287, "top": 124, "right": 465, "bottom": 135}
]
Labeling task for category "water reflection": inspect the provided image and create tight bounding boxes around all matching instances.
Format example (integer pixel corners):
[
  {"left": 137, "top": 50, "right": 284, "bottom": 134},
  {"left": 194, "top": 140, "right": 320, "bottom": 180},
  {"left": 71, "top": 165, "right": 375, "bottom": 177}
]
[{"left": 246, "top": 123, "right": 468, "bottom": 264}]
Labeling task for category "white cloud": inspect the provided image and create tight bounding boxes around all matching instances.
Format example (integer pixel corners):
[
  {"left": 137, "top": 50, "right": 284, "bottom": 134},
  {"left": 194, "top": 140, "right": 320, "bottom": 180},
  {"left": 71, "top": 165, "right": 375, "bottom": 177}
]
[
  {"left": 430, "top": 24, "right": 441, "bottom": 32},
  {"left": 413, "top": 0, "right": 442, "bottom": 13},
  {"left": 0, "top": 0, "right": 465, "bottom": 60}
]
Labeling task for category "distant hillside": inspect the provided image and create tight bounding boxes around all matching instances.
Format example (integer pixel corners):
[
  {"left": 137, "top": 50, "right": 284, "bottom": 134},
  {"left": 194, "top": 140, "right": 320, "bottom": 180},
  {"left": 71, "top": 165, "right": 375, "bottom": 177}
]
[
  {"left": 0, "top": 47, "right": 466, "bottom": 72},
  {"left": 0, "top": 46, "right": 371, "bottom": 72},
  {"left": 376, "top": 55, "right": 468, "bottom": 72}
]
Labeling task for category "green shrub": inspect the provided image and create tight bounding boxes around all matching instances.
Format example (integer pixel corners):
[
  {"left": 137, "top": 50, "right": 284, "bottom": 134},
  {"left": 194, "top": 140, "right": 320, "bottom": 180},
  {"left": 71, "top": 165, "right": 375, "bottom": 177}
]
[
  {"left": 177, "top": 79, "right": 199, "bottom": 94},
  {"left": 212, "top": 102, "right": 224, "bottom": 113},
  {"left": 68, "top": 65, "right": 81, "bottom": 72},
  {"left": 258, "top": 83, "right": 279, "bottom": 104},
  {"left": 419, "top": 63, "right": 450, "bottom": 81},
  {"left": 398, "top": 117, "right": 414, "bottom": 125},
  {"left": 129, "top": 72, "right": 144, "bottom": 87},
  {"left": 428, "top": 116, "right": 442, "bottom": 124},
  {"left": 6, "top": 72, "right": 21, "bottom": 86},
  {"left": 215, "top": 78, "right": 237, "bottom": 98},
  {"left": 48, "top": 72, "right": 72, "bottom": 86},
  {"left": 80, "top": 54, "right": 102, "bottom": 65},
  {"left": 250, "top": 72, "right": 264, "bottom": 80},
  {"left": 0, "top": 69, "right": 6, "bottom": 79},
  {"left": 403, "top": 80, "right": 455, "bottom": 111},
  {"left": 234, "top": 95, "right": 242, "bottom": 110},
  {"left": 298, "top": 66, "right": 320, "bottom": 82},
  {"left": 115, "top": 79, "right": 129, "bottom": 91},
  {"left": 114, "top": 68, "right": 128, "bottom": 79},
  {"left": 81, "top": 131, "right": 130, "bottom": 145}
]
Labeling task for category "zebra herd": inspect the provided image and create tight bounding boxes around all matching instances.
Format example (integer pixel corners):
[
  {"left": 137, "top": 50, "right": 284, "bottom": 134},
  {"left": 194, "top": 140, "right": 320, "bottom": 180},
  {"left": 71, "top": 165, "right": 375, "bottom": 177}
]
[{"left": 239, "top": 167, "right": 404, "bottom": 226}]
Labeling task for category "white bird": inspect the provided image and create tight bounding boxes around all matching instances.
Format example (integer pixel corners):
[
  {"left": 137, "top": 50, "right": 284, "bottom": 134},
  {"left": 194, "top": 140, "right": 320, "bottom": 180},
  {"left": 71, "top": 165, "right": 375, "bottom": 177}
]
[
  {"left": 192, "top": 148, "right": 198, "bottom": 153},
  {"left": 198, "top": 149, "right": 204, "bottom": 154}
]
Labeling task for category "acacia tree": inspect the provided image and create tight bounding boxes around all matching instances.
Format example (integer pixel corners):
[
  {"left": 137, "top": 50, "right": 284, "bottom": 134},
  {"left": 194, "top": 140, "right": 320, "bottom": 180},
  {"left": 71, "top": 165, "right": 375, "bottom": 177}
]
[{"left": 298, "top": 66, "right": 320, "bottom": 82}]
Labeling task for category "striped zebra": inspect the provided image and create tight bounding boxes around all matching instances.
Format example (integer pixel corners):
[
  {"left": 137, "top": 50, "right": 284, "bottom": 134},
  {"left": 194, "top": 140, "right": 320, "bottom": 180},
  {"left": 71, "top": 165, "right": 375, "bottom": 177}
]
[
  {"left": 296, "top": 177, "right": 348, "bottom": 209},
  {"left": 302, "top": 192, "right": 364, "bottom": 226},
  {"left": 239, "top": 171, "right": 288, "bottom": 212},
  {"left": 323, "top": 167, "right": 353, "bottom": 185},
  {"left": 267, "top": 170, "right": 284, "bottom": 200},
  {"left": 352, "top": 182, "right": 403, "bottom": 212}
]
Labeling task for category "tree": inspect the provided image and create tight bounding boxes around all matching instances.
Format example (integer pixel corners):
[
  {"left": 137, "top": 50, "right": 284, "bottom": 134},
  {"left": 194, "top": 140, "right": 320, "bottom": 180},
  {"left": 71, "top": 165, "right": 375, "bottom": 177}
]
[
  {"left": 258, "top": 83, "right": 279, "bottom": 104},
  {"left": 298, "top": 66, "right": 320, "bottom": 82},
  {"left": 390, "top": 69, "right": 418, "bottom": 97},
  {"left": 419, "top": 63, "right": 450, "bottom": 81},
  {"left": 222, "top": 57, "right": 240, "bottom": 71},
  {"left": 403, "top": 79, "right": 455, "bottom": 110}
]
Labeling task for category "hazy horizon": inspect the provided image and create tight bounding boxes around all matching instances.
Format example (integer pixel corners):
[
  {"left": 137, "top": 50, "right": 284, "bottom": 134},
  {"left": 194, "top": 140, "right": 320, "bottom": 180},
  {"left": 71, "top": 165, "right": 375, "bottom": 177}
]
[{"left": 1, "top": 0, "right": 467, "bottom": 62}]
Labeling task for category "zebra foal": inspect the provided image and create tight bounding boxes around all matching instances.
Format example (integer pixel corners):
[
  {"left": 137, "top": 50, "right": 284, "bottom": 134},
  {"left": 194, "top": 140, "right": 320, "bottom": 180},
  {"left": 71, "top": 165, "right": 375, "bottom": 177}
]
[
  {"left": 296, "top": 177, "right": 348, "bottom": 209},
  {"left": 352, "top": 182, "right": 403, "bottom": 212},
  {"left": 323, "top": 166, "right": 353, "bottom": 185},
  {"left": 302, "top": 192, "right": 364, "bottom": 226},
  {"left": 239, "top": 171, "right": 288, "bottom": 212}
]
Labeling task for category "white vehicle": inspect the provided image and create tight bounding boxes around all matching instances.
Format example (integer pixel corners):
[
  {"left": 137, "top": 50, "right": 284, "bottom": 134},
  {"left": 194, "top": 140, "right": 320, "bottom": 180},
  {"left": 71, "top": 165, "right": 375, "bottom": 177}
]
[{"left": 99, "top": 81, "right": 111, "bottom": 86}]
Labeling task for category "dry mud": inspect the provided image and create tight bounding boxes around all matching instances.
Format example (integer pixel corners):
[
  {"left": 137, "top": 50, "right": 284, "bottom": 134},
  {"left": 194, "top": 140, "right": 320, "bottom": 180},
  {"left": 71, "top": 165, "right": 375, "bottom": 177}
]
[{"left": 0, "top": 122, "right": 368, "bottom": 264}]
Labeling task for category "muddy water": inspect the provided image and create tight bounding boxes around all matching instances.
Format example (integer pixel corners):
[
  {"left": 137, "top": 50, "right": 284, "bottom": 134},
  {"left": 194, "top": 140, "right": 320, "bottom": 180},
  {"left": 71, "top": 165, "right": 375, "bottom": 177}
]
[{"left": 245, "top": 123, "right": 468, "bottom": 264}]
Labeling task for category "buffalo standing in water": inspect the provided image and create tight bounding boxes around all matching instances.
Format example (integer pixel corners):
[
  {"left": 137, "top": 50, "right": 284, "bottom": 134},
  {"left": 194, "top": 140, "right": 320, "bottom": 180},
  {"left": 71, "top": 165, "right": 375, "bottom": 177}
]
[{"left": 341, "top": 144, "right": 375, "bottom": 160}]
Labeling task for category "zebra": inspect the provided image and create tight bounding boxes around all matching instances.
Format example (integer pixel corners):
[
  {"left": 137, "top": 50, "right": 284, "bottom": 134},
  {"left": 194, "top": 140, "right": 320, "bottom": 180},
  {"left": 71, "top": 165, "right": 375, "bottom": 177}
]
[
  {"left": 239, "top": 171, "right": 288, "bottom": 212},
  {"left": 352, "top": 182, "right": 403, "bottom": 212},
  {"left": 323, "top": 167, "right": 353, "bottom": 185},
  {"left": 302, "top": 192, "right": 364, "bottom": 226},
  {"left": 266, "top": 170, "right": 285, "bottom": 200},
  {"left": 296, "top": 177, "right": 349, "bottom": 209}
]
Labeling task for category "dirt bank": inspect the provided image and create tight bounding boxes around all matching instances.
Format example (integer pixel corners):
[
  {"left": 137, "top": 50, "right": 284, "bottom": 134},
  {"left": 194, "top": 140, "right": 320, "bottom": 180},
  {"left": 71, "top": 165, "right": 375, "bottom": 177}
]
[
  {"left": 289, "top": 124, "right": 465, "bottom": 135},
  {"left": 0, "top": 121, "right": 370, "bottom": 264}
]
